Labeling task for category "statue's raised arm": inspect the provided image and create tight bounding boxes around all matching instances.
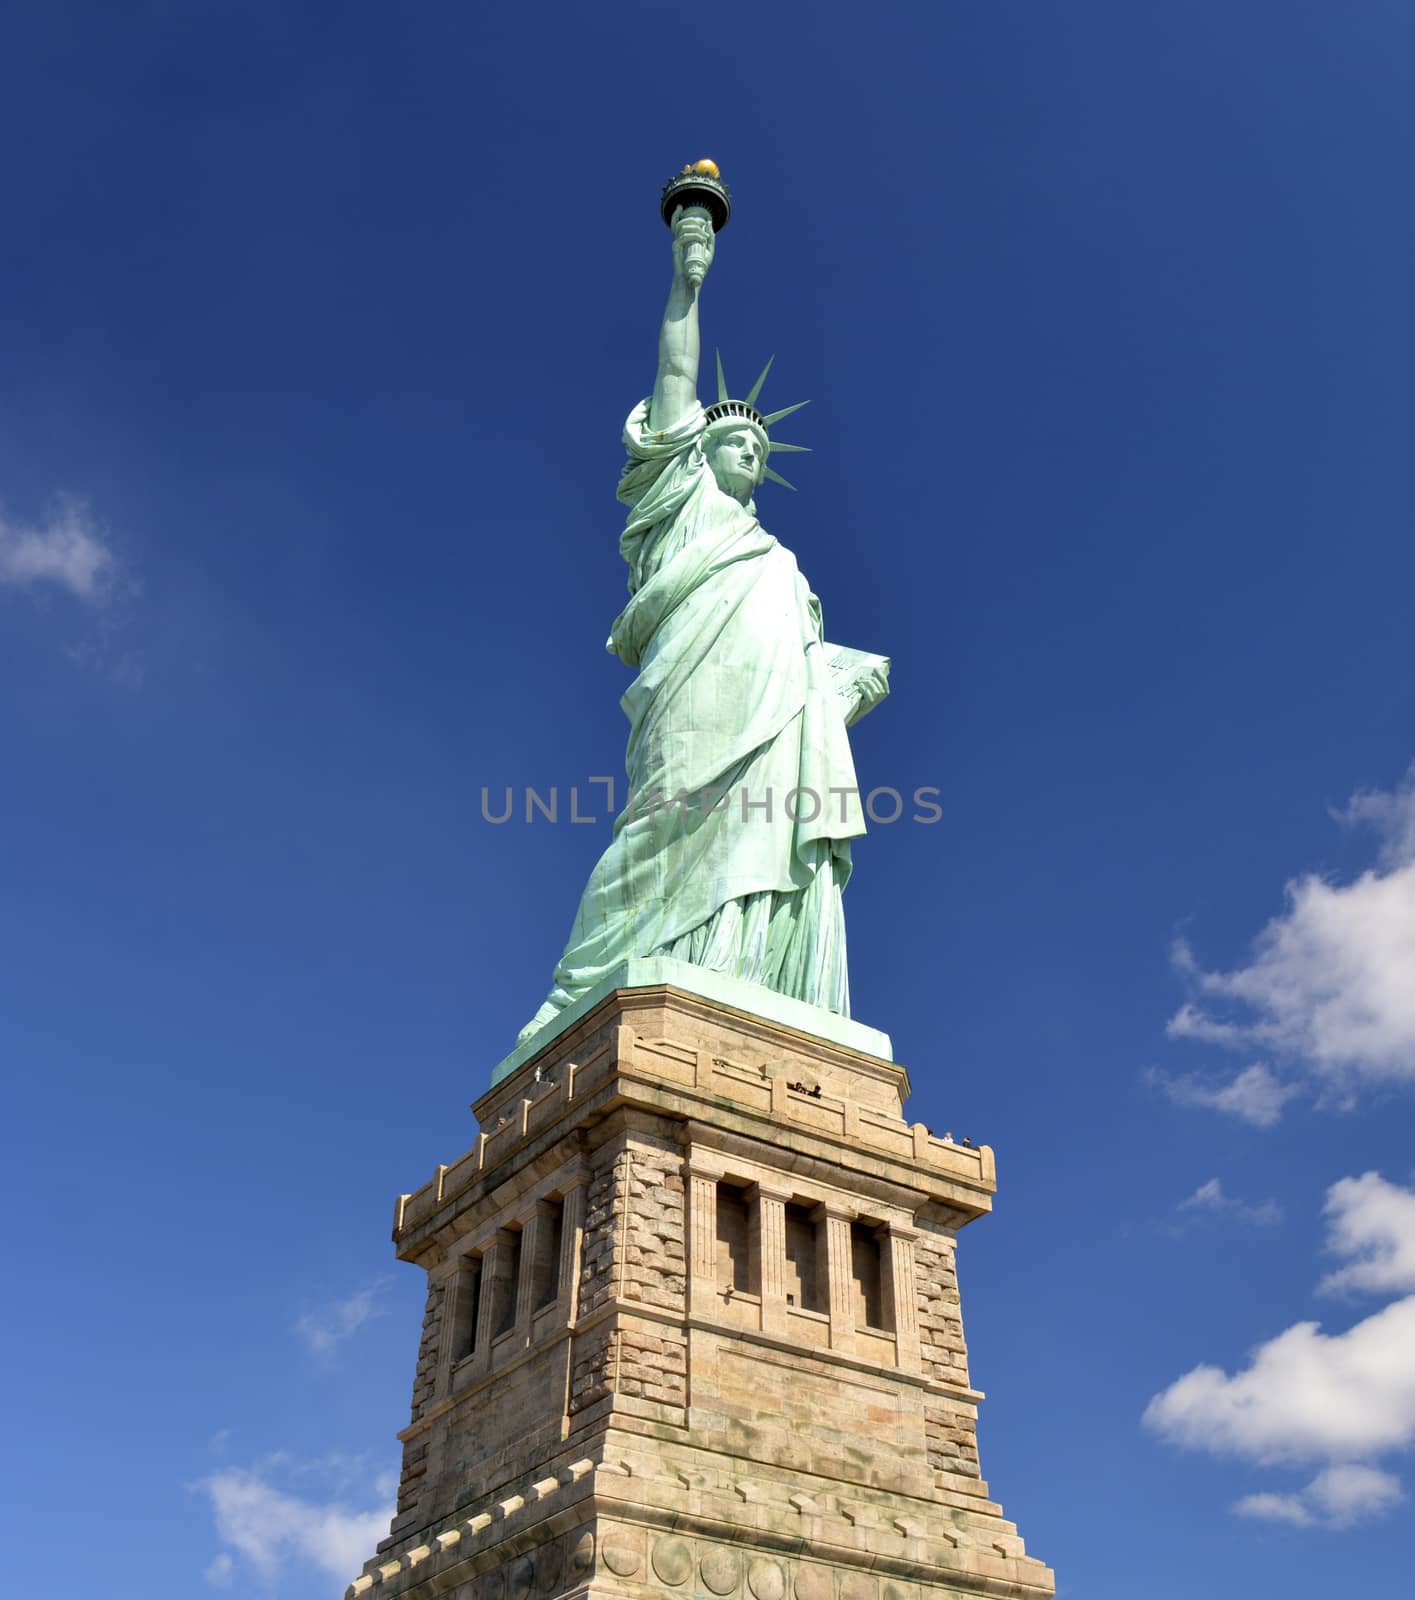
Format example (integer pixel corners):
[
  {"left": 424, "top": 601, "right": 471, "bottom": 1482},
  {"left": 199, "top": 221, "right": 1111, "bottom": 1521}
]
[{"left": 649, "top": 204, "right": 714, "bottom": 433}]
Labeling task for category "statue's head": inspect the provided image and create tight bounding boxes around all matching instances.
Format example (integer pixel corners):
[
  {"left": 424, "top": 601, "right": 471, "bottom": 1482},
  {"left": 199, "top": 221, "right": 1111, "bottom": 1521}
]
[
  {"left": 705, "top": 419, "right": 768, "bottom": 504},
  {"left": 703, "top": 354, "right": 810, "bottom": 500}
]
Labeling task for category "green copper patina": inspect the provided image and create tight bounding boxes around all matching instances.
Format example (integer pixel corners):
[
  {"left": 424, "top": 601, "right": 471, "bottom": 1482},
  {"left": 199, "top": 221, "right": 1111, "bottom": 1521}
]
[{"left": 516, "top": 169, "right": 889, "bottom": 1047}]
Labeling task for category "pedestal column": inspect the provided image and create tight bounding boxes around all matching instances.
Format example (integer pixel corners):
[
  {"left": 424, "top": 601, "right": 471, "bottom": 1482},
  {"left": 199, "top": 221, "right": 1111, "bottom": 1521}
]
[
  {"left": 474, "top": 1229, "right": 516, "bottom": 1375},
  {"left": 687, "top": 1166, "right": 720, "bottom": 1317},
  {"left": 514, "top": 1202, "right": 555, "bottom": 1344},
  {"left": 880, "top": 1223, "right": 921, "bottom": 1370},
  {"left": 815, "top": 1203, "right": 857, "bottom": 1356},
  {"left": 750, "top": 1184, "right": 790, "bottom": 1336},
  {"left": 556, "top": 1178, "right": 587, "bottom": 1324},
  {"left": 434, "top": 1255, "right": 479, "bottom": 1398}
]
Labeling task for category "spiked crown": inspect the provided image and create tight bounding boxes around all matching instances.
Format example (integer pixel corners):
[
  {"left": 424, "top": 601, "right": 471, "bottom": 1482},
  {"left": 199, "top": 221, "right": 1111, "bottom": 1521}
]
[{"left": 704, "top": 352, "right": 811, "bottom": 490}]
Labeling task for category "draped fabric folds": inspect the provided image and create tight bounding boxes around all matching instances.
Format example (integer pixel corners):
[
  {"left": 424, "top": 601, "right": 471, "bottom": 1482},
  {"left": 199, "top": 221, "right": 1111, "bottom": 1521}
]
[{"left": 517, "top": 401, "right": 867, "bottom": 1044}]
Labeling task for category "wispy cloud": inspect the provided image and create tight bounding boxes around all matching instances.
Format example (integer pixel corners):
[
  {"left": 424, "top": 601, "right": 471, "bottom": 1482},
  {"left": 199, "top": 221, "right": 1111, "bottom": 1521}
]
[
  {"left": 1318, "top": 1171, "right": 1415, "bottom": 1298},
  {"left": 1178, "top": 1177, "right": 1282, "bottom": 1226},
  {"left": 1144, "top": 1173, "right": 1415, "bottom": 1530},
  {"left": 1158, "top": 767, "right": 1415, "bottom": 1109},
  {"left": 0, "top": 493, "right": 143, "bottom": 683},
  {"left": 294, "top": 1279, "right": 391, "bottom": 1356},
  {"left": 1336, "top": 780, "right": 1415, "bottom": 872},
  {"left": 1146, "top": 1062, "right": 1298, "bottom": 1128},
  {"left": 203, "top": 1551, "right": 234, "bottom": 1588},
  {"left": 0, "top": 496, "right": 118, "bottom": 603},
  {"left": 1235, "top": 1464, "right": 1404, "bottom": 1530},
  {"left": 1166, "top": 995, "right": 1251, "bottom": 1048},
  {"left": 197, "top": 1453, "right": 393, "bottom": 1586}
]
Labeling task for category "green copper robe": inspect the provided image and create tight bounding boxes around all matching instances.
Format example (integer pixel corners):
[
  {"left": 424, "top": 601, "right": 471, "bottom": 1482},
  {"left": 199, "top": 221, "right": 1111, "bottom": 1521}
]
[{"left": 517, "top": 400, "right": 868, "bottom": 1043}]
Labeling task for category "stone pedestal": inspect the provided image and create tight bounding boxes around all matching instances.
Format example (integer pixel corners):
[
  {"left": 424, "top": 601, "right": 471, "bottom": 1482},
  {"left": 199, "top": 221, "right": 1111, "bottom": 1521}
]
[{"left": 348, "top": 975, "right": 1054, "bottom": 1600}]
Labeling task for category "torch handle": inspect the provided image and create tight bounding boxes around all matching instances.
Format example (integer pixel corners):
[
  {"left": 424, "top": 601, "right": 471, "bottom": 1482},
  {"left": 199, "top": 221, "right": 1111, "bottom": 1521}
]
[{"left": 672, "top": 204, "right": 714, "bottom": 290}]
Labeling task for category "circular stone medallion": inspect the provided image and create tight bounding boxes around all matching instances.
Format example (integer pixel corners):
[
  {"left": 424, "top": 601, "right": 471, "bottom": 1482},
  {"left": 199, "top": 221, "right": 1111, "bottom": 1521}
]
[
  {"left": 536, "top": 1541, "right": 564, "bottom": 1593},
  {"left": 569, "top": 1530, "right": 596, "bottom": 1575},
  {"left": 748, "top": 1558, "right": 786, "bottom": 1600},
  {"left": 794, "top": 1566, "right": 832, "bottom": 1600},
  {"left": 651, "top": 1537, "right": 693, "bottom": 1586},
  {"left": 602, "top": 1537, "right": 642, "bottom": 1578},
  {"left": 839, "top": 1575, "right": 876, "bottom": 1600},
  {"left": 701, "top": 1547, "right": 742, "bottom": 1595},
  {"left": 506, "top": 1556, "right": 535, "bottom": 1600}
]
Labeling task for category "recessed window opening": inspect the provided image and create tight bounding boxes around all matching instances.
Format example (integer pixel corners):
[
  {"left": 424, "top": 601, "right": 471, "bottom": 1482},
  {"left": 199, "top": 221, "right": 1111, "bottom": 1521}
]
[
  {"left": 535, "top": 1198, "right": 565, "bottom": 1310},
  {"left": 494, "top": 1229, "right": 523, "bottom": 1338},
  {"left": 850, "top": 1221, "right": 885, "bottom": 1330},
  {"left": 464, "top": 1258, "right": 483, "bottom": 1358},
  {"left": 784, "top": 1202, "right": 823, "bottom": 1312},
  {"left": 716, "top": 1181, "right": 752, "bottom": 1293}
]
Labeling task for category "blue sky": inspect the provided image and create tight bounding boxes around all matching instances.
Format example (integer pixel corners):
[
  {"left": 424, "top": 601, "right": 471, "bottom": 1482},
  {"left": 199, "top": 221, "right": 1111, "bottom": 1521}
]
[{"left": 3, "top": 2, "right": 1415, "bottom": 1595}]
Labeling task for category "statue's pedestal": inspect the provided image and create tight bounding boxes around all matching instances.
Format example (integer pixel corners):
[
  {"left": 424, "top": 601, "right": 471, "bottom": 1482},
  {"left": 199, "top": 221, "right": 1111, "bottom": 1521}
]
[{"left": 350, "top": 979, "right": 1054, "bottom": 1600}]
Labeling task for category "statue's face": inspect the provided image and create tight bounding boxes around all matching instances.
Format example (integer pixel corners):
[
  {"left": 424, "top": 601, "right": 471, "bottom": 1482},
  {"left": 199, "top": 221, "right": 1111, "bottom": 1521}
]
[{"left": 706, "top": 426, "right": 765, "bottom": 503}]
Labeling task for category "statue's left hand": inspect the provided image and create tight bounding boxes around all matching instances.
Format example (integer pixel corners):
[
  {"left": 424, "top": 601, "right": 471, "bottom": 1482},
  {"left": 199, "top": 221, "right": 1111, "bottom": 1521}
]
[{"left": 845, "top": 664, "right": 891, "bottom": 727}]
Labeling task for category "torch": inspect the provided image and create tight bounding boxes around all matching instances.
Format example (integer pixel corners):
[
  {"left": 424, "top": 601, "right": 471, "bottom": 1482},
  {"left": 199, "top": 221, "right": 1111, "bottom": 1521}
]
[{"left": 660, "top": 159, "right": 732, "bottom": 288}]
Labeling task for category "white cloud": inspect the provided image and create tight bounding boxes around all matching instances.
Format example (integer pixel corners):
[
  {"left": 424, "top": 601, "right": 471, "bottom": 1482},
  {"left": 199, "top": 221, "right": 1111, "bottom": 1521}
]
[
  {"left": 1179, "top": 1177, "right": 1230, "bottom": 1212},
  {"left": 1319, "top": 1172, "right": 1415, "bottom": 1298},
  {"left": 1336, "top": 776, "right": 1415, "bottom": 872},
  {"left": 1178, "top": 1177, "right": 1282, "bottom": 1226},
  {"left": 294, "top": 1280, "right": 390, "bottom": 1355},
  {"left": 1148, "top": 1173, "right": 1415, "bottom": 1490},
  {"left": 1163, "top": 768, "right": 1415, "bottom": 1100},
  {"left": 1304, "top": 1462, "right": 1405, "bottom": 1526},
  {"left": 0, "top": 496, "right": 117, "bottom": 603},
  {"left": 1148, "top": 1062, "right": 1298, "bottom": 1128},
  {"left": 1144, "top": 1295, "right": 1415, "bottom": 1463},
  {"left": 203, "top": 1551, "right": 234, "bottom": 1587},
  {"left": 1166, "top": 994, "right": 1249, "bottom": 1048},
  {"left": 198, "top": 1459, "right": 392, "bottom": 1584},
  {"left": 1235, "top": 1464, "right": 1404, "bottom": 1529},
  {"left": 1233, "top": 1489, "right": 1315, "bottom": 1526}
]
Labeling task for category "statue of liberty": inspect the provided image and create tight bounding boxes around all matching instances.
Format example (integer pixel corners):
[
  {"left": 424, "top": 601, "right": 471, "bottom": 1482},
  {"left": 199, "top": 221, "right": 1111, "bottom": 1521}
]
[{"left": 517, "top": 163, "right": 889, "bottom": 1045}]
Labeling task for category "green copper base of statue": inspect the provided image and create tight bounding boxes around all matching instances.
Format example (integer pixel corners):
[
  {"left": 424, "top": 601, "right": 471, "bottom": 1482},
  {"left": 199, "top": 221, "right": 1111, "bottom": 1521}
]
[
  {"left": 495, "top": 955, "right": 892, "bottom": 1088},
  {"left": 516, "top": 170, "right": 889, "bottom": 1048}
]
